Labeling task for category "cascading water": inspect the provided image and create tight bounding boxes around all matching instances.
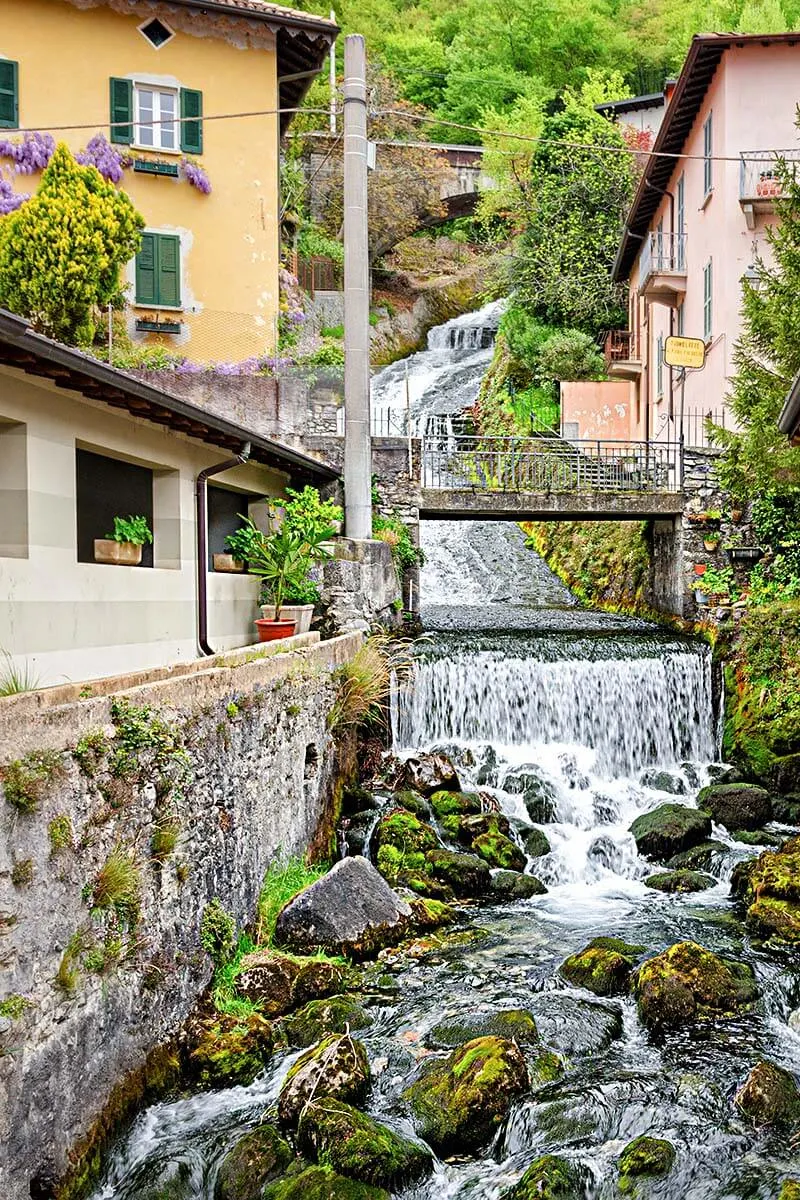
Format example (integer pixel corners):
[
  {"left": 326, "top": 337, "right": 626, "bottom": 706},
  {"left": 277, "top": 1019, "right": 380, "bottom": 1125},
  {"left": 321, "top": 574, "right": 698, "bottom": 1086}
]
[{"left": 89, "top": 307, "right": 799, "bottom": 1200}]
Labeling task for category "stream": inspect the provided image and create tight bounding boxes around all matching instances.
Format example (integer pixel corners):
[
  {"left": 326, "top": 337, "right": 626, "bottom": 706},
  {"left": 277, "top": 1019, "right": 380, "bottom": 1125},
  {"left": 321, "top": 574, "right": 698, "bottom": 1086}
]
[{"left": 89, "top": 310, "right": 800, "bottom": 1200}]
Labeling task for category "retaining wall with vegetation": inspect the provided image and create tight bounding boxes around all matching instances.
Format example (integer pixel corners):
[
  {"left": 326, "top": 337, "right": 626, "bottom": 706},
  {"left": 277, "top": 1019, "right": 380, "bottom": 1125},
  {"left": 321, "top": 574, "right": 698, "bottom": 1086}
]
[{"left": 0, "top": 631, "right": 361, "bottom": 1200}]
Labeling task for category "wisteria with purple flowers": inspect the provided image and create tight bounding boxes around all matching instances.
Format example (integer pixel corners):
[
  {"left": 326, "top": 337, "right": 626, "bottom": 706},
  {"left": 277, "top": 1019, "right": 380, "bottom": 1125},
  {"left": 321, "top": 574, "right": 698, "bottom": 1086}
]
[
  {"left": 0, "top": 131, "right": 55, "bottom": 175},
  {"left": 75, "top": 134, "right": 128, "bottom": 184},
  {"left": 181, "top": 158, "right": 212, "bottom": 194},
  {"left": 0, "top": 176, "right": 28, "bottom": 215}
]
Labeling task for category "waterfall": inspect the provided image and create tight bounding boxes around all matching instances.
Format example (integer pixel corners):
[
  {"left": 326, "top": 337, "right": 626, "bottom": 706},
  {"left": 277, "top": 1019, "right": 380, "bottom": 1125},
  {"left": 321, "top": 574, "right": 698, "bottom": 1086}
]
[{"left": 393, "top": 640, "right": 716, "bottom": 779}]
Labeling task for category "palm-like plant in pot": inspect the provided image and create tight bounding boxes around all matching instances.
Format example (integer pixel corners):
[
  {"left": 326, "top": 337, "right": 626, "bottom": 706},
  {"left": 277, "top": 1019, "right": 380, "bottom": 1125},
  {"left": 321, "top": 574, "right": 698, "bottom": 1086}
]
[{"left": 247, "top": 524, "right": 324, "bottom": 642}]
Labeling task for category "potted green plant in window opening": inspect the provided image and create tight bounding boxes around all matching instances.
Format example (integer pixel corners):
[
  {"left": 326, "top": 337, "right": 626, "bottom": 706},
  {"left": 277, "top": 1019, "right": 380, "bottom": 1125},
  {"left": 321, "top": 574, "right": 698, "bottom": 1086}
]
[
  {"left": 94, "top": 515, "right": 153, "bottom": 565},
  {"left": 259, "top": 487, "right": 343, "bottom": 634}
]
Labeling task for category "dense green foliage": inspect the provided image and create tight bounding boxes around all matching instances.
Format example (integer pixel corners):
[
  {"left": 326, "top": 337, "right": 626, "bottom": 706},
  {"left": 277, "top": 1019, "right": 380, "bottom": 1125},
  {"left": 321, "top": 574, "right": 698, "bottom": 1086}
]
[
  {"left": 0, "top": 144, "right": 143, "bottom": 344},
  {"left": 523, "top": 521, "right": 651, "bottom": 611}
]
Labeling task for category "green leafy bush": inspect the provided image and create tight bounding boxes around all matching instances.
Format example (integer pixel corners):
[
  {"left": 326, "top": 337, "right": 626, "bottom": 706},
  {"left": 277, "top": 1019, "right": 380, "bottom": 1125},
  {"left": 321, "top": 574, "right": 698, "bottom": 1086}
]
[
  {"left": 0, "top": 143, "right": 144, "bottom": 344},
  {"left": 301, "top": 338, "right": 345, "bottom": 368},
  {"left": 106, "top": 515, "right": 153, "bottom": 546},
  {"left": 296, "top": 225, "right": 344, "bottom": 267},
  {"left": 281, "top": 486, "right": 342, "bottom": 543}
]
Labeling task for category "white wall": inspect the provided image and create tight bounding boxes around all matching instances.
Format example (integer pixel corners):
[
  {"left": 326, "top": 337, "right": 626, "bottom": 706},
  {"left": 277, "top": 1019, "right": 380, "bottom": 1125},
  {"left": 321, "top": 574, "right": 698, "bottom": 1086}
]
[{"left": 0, "top": 365, "right": 289, "bottom": 686}]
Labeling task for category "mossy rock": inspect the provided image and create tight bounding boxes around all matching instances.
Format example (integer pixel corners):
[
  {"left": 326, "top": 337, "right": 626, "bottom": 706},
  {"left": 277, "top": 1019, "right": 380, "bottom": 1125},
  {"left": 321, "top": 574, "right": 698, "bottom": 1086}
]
[
  {"left": 667, "top": 840, "right": 728, "bottom": 870},
  {"left": 406, "top": 894, "right": 455, "bottom": 932},
  {"left": 773, "top": 794, "right": 800, "bottom": 825},
  {"left": 501, "top": 1154, "right": 580, "bottom": 1199},
  {"left": 235, "top": 952, "right": 301, "bottom": 1015},
  {"left": 292, "top": 959, "right": 345, "bottom": 1008},
  {"left": 779, "top": 1181, "right": 800, "bottom": 1200},
  {"left": 617, "top": 1135, "right": 675, "bottom": 1192},
  {"left": 523, "top": 828, "right": 551, "bottom": 859},
  {"left": 731, "top": 829, "right": 786, "bottom": 848},
  {"left": 277, "top": 1034, "right": 370, "bottom": 1128},
  {"left": 735, "top": 1060, "right": 800, "bottom": 1128},
  {"left": 395, "top": 868, "right": 453, "bottom": 901},
  {"left": 263, "top": 1165, "right": 389, "bottom": 1200},
  {"left": 183, "top": 1011, "right": 273, "bottom": 1089},
  {"left": 472, "top": 829, "right": 526, "bottom": 872},
  {"left": 429, "top": 1008, "right": 538, "bottom": 1049},
  {"left": 559, "top": 937, "right": 645, "bottom": 997},
  {"left": 629, "top": 804, "right": 712, "bottom": 861},
  {"left": 394, "top": 789, "right": 432, "bottom": 820},
  {"left": 531, "top": 1049, "right": 566, "bottom": 1084},
  {"left": 632, "top": 941, "right": 759, "bottom": 1032},
  {"left": 403, "top": 1035, "right": 529, "bottom": 1153},
  {"left": 490, "top": 870, "right": 548, "bottom": 899},
  {"left": 342, "top": 785, "right": 381, "bottom": 815},
  {"left": 375, "top": 843, "right": 426, "bottom": 887},
  {"left": 696, "top": 782, "right": 773, "bottom": 831},
  {"left": 429, "top": 790, "right": 483, "bottom": 819},
  {"left": 281, "top": 996, "right": 372, "bottom": 1049},
  {"left": 457, "top": 811, "right": 511, "bottom": 845},
  {"left": 215, "top": 1125, "right": 292, "bottom": 1200},
  {"left": 425, "top": 848, "right": 492, "bottom": 897},
  {"left": 502, "top": 771, "right": 559, "bottom": 823},
  {"left": 297, "top": 1099, "right": 432, "bottom": 1189},
  {"left": 644, "top": 870, "right": 716, "bottom": 894},
  {"left": 731, "top": 836, "right": 800, "bottom": 944},
  {"left": 640, "top": 769, "right": 687, "bottom": 795},
  {"left": 373, "top": 809, "right": 439, "bottom": 856}
]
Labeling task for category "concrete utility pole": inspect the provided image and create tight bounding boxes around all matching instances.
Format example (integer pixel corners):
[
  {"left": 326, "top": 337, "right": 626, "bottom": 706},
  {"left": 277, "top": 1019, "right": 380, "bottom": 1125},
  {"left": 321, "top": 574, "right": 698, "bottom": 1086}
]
[
  {"left": 342, "top": 33, "right": 372, "bottom": 541},
  {"left": 329, "top": 12, "right": 337, "bottom": 134}
]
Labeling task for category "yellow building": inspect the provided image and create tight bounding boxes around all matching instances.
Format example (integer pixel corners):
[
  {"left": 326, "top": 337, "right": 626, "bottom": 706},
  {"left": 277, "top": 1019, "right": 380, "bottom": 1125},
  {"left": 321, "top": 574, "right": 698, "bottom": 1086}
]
[{"left": 0, "top": 0, "right": 337, "bottom": 362}]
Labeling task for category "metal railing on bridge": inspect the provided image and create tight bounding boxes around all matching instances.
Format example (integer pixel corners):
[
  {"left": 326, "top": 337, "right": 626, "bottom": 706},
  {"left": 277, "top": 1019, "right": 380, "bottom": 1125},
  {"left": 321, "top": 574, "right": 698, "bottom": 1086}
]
[{"left": 421, "top": 435, "right": 683, "bottom": 493}]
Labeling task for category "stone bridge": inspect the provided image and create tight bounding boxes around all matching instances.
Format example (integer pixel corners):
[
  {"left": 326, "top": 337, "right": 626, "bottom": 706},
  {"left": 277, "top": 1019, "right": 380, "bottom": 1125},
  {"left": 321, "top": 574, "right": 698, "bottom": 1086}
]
[{"left": 304, "top": 433, "right": 696, "bottom": 618}]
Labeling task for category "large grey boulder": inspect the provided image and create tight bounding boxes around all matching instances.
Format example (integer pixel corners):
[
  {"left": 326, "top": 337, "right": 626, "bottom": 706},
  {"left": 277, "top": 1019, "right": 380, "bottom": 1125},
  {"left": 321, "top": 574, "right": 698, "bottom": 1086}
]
[{"left": 274, "top": 856, "right": 413, "bottom": 958}]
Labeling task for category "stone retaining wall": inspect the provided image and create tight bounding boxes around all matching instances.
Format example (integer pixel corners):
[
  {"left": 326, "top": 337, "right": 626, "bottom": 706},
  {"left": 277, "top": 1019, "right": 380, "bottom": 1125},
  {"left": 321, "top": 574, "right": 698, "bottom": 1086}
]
[{"left": 0, "top": 632, "right": 361, "bottom": 1200}]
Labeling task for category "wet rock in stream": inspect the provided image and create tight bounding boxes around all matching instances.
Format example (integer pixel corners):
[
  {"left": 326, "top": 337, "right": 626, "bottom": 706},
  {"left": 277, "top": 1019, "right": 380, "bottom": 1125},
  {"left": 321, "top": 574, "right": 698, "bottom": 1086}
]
[
  {"left": 403, "top": 1034, "right": 529, "bottom": 1153},
  {"left": 296, "top": 1099, "right": 433, "bottom": 1189},
  {"left": 734, "top": 1060, "right": 800, "bottom": 1128},
  {"left": 632, "top": 941, "right": 759, "bottom": 1032},
  {"left": 279, "top": 996, "right": 373, "bottom": 1048},
  {"left": 428, "top": 1007, "right": 539, "bottom": 1048},
  {"left": 263, "top": 1165, "right": 389, "bottom": 1200},
  {"left": 731, "top": 835, "right": 800, "bottom": 944},
  {"left": 644, "top": 869, "right": 717, "bottom": 893},
  {"left": 490, "top": 869, "right": 548, "bottom": 898},
  {"left": 215, "top": 1125, "right": 292, "bottom": 1200},
  {"left": 399, "top": 753, "right": 460, "bottom": 796},
  {"left": 531, "top": 994, "right": 624, "bottom": 1053},
  {"left": 501, "top": 1153, "right": 581, "bottom": 1199},
  {"left": 696, "top": 781, "right": 773, "bottom": 831},
  {"left": 559, "top": 937, "right": 646, "bottom": 996},
  {"left": 181, "top": 1010, "right": 273, "bottom": 1089},
  {"left": 617, "top": 1135, "right": 676, "bottom": 1190},
  {"left": 629, "top": 803, "right": 712, "bottom": 861},
  {"left": 277, "top": 1033, "right": 370, "bottom": 1127}
]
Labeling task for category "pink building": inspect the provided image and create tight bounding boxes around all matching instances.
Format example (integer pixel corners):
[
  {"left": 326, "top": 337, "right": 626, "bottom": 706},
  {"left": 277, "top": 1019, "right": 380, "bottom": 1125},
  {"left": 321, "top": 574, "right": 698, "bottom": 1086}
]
[{"left": 604, "top": 32, "right": 800, "bottom": 447}]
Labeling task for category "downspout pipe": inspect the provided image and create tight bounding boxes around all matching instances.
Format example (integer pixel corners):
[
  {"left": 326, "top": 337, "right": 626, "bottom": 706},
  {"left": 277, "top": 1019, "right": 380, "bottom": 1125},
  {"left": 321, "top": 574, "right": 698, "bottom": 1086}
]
[{"left": 196, "top": 442, "right": 251, "bottom": 657}]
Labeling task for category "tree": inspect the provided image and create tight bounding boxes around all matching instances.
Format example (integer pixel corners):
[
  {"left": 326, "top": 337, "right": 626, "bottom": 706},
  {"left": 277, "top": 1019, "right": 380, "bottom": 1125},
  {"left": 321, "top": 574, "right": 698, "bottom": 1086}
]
[
  {"left": 508, "top": 88, "right": 635, "bottom": 334},
  {"left": 0, "top": 143, "right": 144, "bottom": 344},
  {"left": 712, "top": 156, "right": 800, "bottom": 509}
]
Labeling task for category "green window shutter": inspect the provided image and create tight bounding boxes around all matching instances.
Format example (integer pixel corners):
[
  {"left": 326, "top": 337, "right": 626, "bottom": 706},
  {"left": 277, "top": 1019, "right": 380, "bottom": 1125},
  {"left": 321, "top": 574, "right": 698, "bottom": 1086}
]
[
  {"left": 0, "top": 60, "right": 19, "bottom": 129},
  {"left": 180, "top": 88, "right": 203, "bottom": 154},
  {"left": 157, "top": 235, "right": 181, "bottom": 307},
  {"left": 110, "top": 77, "right": 133, "bottom": 145},
  {"left": 135, "top": 233, "right": 158, "bottom": 305}
]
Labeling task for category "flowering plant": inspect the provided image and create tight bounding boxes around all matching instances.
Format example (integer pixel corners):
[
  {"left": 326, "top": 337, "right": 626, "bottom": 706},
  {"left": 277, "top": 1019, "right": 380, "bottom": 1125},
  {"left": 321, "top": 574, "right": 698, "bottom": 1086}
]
[
  {"left": 0, "top": 173, "right": 28, "bottom": 215},
  {"left": 76, "top": 134, "right": 128, "bottom": 184},
  {"left": 0, "top": 131, "right": 55, "bottom": 174},
  {"left": 181, "top": 157, "right": 212, "bottom": 194}
]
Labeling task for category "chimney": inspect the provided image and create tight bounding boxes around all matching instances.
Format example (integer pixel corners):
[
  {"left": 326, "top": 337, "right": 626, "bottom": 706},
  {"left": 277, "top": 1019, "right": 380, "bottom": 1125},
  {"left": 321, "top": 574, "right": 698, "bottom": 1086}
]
[{"left": 664, "top": 78, "right": 678, "bottom": 106}]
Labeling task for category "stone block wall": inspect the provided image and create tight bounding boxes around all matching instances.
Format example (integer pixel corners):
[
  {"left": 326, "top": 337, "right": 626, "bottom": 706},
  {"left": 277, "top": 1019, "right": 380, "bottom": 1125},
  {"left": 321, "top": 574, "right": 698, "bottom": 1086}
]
[
  {"left": 321, "top": 539, "right": 402, "bottom": 634},
  {"left": 0, "top": 632, "right": 360, "bottom": 1200}
]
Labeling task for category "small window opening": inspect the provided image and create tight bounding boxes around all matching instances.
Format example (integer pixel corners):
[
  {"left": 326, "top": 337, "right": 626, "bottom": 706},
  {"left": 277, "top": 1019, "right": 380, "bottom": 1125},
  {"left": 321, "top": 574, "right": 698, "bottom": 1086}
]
[
  {"left": 76, "top": 448, "right": 154, "bottom": 566},
  {"left": 139, "top": 18, "right": 175, "bottom": 49}
]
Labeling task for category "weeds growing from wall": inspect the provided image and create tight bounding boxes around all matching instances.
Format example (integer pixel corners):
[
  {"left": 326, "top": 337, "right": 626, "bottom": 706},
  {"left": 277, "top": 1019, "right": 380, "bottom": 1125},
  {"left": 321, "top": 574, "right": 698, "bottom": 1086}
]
[
  {"left": 109, "top": 698, "right": 191, "bottom": 793},
  {"left": 1, "top": 749, "right": 65, "bottom": 813},
  {"left": 151, "top": 817, "right": 180, "bottom": 863},
  {"left": 48, "top": 812, "right": 74, "bottom": 855},
  {"left": 0, "top": 650, "right": 39, "bottom": 696},
  {"left": 0, "top": 993, "right": 31, "bottom": 1019},
  {"left": 200, "top": 899, "right": 237, "bottom": 968},
  {"left": 328, "top": 634, "right": 412, "bottom": 733},
  {"left": 89, "top": 844, "right": 141, "bottom": 931},
  {"left": 11, "top": 859, "right": 33, "bottom": 887},
  {"left": 74, "top": 730, "right": 110, "bottom": 777}
]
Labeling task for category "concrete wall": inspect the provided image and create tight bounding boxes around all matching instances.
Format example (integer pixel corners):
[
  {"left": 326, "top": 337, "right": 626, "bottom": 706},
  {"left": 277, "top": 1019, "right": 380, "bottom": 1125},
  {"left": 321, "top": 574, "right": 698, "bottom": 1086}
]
[
  {"left": 0, "top": 630, "right": 361, "bottom": 1200},
  {"left": 1, "top": 0, "right": 282, "bottom": 362},
  {"left": 560, "top": 381, "right": 636, "bottom": 440},
  {"left": 0, "top": 365, "right": 289, "bottom": 687}
]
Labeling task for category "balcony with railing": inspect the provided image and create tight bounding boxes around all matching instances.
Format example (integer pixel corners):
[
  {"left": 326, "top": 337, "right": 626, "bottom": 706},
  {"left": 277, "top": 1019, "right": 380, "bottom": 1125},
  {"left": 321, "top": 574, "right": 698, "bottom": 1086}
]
[
  {"left": 739, "top": 149, "right": 800, "bottom": 227},
  {"left": 604, "top": 329, "right": 641, "bottom": 380},
  {"left": 637, "top": 231, "right": 687, "bottom": 305}
]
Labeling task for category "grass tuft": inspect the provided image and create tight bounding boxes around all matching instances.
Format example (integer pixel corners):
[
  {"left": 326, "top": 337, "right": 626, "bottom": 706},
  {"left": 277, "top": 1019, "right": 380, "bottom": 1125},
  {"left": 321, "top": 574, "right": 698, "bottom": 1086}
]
[
  {"left": 2, "top": 750, "right": 64, "bottom": 813},
  {"left": 151, "top": 817, "right": 180, "bottom": 862},
  {"left": 90, "top": 843, "right": 141, "bottom": 930},
  {"left": 256, "top": 855, "right": 327, "bottom": 945},
  {"left": 0, "top": 650, "right": 39, "bottom": 696},
  {"left": 328, "top": 633, "right": 413, "bottom": 732}
]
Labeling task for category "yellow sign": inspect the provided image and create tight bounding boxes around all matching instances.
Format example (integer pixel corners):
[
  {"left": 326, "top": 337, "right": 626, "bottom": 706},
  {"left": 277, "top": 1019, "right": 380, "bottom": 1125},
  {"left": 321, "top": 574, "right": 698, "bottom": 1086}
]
[{"left": 664, "top": 335, "right": 706, "bottom": 369}]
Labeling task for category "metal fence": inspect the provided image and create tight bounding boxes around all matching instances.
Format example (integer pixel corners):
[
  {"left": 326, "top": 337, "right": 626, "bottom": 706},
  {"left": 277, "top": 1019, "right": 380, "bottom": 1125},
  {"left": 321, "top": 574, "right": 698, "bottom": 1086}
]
[
  {"left": 681, "top": 409, "right": 729, "bottom": 450},
  {"left": 639, "top": 231, "right": 687, "bottom": 284},
  {"left": 604, "top": 328, "right": 640, "bottom": 368},
  {"left": 295, "top": 254, "right": 341, "bottom": 297},
  {"left": 421, "top": 435, "right": 683, "bottom": 493},
  {"left": 739, "top": 149, "right": 800, "bottom": 203}
]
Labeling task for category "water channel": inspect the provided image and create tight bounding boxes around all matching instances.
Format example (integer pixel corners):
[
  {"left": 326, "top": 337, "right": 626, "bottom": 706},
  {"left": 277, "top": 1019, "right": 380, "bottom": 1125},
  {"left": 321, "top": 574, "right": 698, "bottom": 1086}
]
[{"left": 90, "top": 311, "right": 800, "bottom": 1200}]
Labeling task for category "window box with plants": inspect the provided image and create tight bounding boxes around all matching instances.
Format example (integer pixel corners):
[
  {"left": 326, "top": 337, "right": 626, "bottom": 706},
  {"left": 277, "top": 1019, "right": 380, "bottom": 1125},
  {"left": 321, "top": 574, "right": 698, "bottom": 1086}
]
[
  {"left": 94, "top": 515, "right": 153, "bottom": 566},
  {"left": 213, "top": 523, "right": 257, "bottom": 574},
  {"left": 686, "top": 509, "right": 722, "bottom": 530}
]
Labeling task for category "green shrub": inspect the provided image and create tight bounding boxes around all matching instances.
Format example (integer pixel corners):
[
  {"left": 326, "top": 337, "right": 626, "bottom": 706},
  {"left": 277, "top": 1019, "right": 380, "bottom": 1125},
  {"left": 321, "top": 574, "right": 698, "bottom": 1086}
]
[
  {"left": 301, "top": 338, "right": 345, "bottom": 368},
  {"left": 73, "top": 729, "right": 109, "bottom": 776}
]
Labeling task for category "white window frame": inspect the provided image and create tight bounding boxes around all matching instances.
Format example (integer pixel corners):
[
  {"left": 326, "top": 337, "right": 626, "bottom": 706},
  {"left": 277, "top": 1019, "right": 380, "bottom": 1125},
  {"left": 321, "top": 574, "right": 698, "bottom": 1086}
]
[
  {"left": 134, "top": 83, "right": 179, "bottom": 153},
  {"left": 703, "top": 260, "right": 713, "bottom": 340},
  {"left": 703, "top": 113, "right": 713, "bottom": 199},
  {"left": 137, "top": 18, "right": 176, "bottom": 50}
]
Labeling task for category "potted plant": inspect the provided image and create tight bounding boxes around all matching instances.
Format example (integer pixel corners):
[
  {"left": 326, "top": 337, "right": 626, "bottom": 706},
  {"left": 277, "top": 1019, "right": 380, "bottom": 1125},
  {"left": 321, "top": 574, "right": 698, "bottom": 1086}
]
[
  {"left": 248, "top": 525, "right": 318, "bottom": 641},
  {"left": 693, "top": 562, "right": 708, "bottom": 577},
  {"left": 260, "top": 575, "right": 320, "bottom": 635},
  {"left": 94, "top": 515, "right": 153, "bottom": 566},
  {"left": 213, "top": 522, "right": 258, "bottom": 573},
  {"left": 703, "top": 531, "right": 721, "bottom": 552},
  {"left": 694, "top": 564, "right": 737, "bottom": 606}
]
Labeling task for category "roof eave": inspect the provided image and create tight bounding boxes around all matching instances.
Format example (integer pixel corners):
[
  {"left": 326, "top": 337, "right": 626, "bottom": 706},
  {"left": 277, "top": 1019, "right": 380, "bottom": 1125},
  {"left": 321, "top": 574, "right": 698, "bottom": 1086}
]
[{"left": 779, "top": 370, "right": 800, "bottom": 437}]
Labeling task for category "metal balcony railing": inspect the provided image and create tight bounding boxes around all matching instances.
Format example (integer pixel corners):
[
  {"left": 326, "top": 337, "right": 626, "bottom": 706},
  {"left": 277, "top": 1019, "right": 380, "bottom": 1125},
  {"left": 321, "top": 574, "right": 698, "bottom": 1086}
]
[
  {"left": 604, "top": 329, "right": 640, "bottom": 368},
  {"left": 421, "top": 435, "right": 683, "bottom": 493},
  {"left": 740, "top": 149, "right": 800, "bottom": 203},
  {"left": 638, "top": 231, "right": 687, "bottom": 287}
]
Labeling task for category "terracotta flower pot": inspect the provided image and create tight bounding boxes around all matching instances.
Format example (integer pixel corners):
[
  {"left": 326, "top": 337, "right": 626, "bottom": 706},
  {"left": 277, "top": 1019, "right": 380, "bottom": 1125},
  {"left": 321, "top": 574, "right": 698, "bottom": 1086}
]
[
  {"left": 94, "top": 539, "right": 142, "bottom": 566},
  {"left": 703, "top": 539, "right": 720, "bottom": 553},
  {"left": 213, "top": 553, "right": 245, "bottom": 573},
  {"left": 693, "top": 563, "right": 707, "bottom": 576},
  {"left": 259, "top": 603, "right": 314, "bottom": 634},
  {"left": 254, "top": 618, "right": 297, "bottom": 642}
]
